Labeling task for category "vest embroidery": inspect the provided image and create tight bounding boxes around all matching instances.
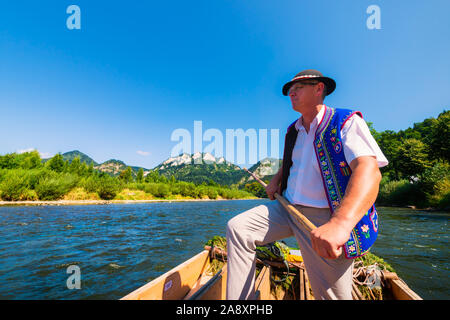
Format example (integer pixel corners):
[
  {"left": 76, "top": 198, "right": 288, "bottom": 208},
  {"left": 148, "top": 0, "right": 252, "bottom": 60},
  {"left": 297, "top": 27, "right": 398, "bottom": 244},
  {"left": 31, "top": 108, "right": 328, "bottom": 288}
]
[{"left": 313, "top": 106, "right": 379, "bottom": 259}]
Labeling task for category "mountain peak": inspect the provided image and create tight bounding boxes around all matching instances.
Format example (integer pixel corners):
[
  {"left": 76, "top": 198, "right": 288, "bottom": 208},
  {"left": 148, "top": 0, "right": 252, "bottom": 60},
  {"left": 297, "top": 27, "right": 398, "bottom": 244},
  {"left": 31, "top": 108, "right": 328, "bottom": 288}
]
[{"left": 61, "top": 150, "right": 98, "bottom": 165}]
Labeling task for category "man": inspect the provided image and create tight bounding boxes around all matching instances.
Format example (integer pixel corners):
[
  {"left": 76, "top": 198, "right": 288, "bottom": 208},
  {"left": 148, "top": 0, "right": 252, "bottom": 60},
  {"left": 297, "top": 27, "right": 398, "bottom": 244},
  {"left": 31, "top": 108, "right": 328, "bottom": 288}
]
[{"left": 226, "top": 69, "right": 388, "bottom": 300}]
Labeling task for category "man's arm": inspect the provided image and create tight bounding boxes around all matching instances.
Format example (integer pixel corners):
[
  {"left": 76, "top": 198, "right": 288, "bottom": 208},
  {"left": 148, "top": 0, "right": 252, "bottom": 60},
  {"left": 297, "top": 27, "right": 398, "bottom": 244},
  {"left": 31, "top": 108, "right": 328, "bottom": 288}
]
[
  {"left": 265, "top": 164, "right": 283, "bottom": 200},
  {"left": 310, "top": 156, "right": 381, "bottom": 259}
]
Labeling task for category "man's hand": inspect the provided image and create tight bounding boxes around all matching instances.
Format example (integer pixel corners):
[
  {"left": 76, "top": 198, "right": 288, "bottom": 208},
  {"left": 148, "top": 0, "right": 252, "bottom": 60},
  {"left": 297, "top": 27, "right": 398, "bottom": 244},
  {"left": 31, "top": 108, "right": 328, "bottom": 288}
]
[
  {"left": 265, "top": 180, "right": 281, "bottom": 200},
  {"left": 265, "top": 165, "right": 283, "bottom": 200},
  {"left": 311, "top": 156, "right": 381, "bottom": 259},
  {"left": 310, "top": 219, "right": 351, "bottom": 259}
]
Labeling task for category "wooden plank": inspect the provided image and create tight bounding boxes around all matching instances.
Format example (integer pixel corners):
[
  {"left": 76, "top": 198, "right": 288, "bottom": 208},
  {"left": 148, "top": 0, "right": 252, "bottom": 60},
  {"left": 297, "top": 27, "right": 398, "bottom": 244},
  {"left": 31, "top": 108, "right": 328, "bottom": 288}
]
[
  {"left": 121, "top": 250, "right": 209, "bottom": 300},
  {"left": 198, "top": 265, "right": 228, "bottom": 300},
  {"left": 255, "top": 266, "right": 271, "bottom": 300},
  {"left": 184, "top": 273, "right": 214, "bottom": 300},
  {"left": 304, "top": 269, "right": 312, "bottom": 300},
  {"left": 390, "top": 279, "right": 422, "bottom": 300},
  {"left": 299, "top": 268, "right": 305, "bottom": 300}
]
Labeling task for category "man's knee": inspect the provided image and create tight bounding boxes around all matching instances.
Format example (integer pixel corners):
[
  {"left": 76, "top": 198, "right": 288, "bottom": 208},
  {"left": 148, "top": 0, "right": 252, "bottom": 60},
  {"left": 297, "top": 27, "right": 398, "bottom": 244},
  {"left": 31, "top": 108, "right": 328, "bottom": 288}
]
[
  {"left": 226, "top": 214, "right": 243, "bottom": 238},
  {"left": 226, "top": 205, "right": 264, "bottom": 236}
]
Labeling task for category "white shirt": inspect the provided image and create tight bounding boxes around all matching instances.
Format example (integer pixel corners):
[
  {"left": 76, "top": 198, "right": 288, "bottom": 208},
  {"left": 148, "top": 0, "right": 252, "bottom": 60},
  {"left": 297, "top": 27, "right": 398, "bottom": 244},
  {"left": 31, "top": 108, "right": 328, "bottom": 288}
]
[{"left": 283, "top": 106, "right": 388, "bottom": 208}]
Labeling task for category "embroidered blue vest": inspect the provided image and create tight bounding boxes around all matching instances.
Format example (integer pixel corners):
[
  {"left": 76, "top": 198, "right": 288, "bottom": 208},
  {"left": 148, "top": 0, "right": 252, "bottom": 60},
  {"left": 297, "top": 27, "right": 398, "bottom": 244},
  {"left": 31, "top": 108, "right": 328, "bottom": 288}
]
[{"left": 314, "top": 106, "right": 379, "bottom": 258}]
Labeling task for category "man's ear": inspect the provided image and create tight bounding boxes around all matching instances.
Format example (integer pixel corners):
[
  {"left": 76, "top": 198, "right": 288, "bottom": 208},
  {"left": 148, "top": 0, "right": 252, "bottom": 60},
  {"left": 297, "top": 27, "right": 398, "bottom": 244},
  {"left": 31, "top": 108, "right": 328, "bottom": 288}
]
[{"left": 317, "top": 82, "right": 325, "bottom": 98}]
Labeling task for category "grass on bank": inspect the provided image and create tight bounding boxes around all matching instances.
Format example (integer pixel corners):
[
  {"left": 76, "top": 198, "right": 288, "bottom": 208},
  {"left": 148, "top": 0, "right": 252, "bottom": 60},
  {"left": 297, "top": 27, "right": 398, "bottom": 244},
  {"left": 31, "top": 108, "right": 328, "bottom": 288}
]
[
  {"left": 377, "top": 162, "right": 450, "bottom": 210},
  {"left": 0, "top": 168, "right": 256, "bottom": 202}
]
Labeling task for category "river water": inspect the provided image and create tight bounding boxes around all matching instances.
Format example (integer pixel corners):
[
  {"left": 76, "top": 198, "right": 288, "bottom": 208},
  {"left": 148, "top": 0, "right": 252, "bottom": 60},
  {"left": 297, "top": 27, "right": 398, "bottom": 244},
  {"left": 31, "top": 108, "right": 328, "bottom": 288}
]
[{"left": 0, "top": 199, "right": 447, "bottom": 299}]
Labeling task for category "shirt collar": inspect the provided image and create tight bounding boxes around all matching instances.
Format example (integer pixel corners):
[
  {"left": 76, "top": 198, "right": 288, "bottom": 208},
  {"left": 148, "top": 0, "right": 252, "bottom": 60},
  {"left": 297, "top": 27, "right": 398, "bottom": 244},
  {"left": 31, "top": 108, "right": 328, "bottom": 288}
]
[{"left": 295, "top": 105, "right": 326, "bottom": 132}]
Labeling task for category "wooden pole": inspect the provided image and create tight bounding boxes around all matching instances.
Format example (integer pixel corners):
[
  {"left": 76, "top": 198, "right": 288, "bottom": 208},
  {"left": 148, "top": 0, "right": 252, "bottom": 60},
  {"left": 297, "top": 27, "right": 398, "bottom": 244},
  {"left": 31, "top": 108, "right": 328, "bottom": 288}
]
[{"left": 243, "top": 168, "right": 317, "bottom": 232}]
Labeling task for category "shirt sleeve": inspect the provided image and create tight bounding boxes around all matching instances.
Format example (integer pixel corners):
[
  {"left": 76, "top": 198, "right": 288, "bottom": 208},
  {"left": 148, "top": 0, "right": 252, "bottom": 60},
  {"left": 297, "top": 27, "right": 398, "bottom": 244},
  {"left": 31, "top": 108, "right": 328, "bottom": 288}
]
[{"left": 341, "top": 114, "right": 389, "bottom": 168}]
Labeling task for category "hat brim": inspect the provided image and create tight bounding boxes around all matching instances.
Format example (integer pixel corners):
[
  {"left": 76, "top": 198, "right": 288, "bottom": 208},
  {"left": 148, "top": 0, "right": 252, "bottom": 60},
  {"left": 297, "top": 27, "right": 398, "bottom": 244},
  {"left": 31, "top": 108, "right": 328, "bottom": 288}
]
[{"left": 282, "top": 76, "right": 336, "bottom": 96}]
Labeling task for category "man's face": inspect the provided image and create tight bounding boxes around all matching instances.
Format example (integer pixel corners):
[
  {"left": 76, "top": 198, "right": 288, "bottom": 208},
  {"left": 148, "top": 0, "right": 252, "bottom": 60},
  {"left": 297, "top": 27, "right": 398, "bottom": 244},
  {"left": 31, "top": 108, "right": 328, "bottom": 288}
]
[{"left": 288, "top": 81, "right": 322, "bottom": 112}]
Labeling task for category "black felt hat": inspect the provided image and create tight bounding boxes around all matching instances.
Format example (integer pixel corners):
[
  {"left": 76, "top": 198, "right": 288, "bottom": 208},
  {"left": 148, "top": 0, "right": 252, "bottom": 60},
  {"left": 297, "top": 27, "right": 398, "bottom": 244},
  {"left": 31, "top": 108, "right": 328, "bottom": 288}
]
[{"left": 282, "top": 69, "right": 336, "bottom": 96}]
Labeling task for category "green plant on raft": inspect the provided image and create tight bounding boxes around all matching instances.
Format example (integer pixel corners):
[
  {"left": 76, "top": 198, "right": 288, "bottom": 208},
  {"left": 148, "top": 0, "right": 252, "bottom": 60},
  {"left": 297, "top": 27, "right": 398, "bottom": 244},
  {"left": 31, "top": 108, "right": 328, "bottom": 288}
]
[
  {"left": 204, "top": 236, "right": 227, "bottom": 276},
  {"left": 354, "top": 252, "right": 397, "bottom": 300},
  {"left": 355, "top": 252, "right": 396, "bottom": 273},
  {"left": 205, "top": 235, "right": 227, "bottom": 251},
  {"left": 206, "top": 259, "right": 225, "bottom": 276}
]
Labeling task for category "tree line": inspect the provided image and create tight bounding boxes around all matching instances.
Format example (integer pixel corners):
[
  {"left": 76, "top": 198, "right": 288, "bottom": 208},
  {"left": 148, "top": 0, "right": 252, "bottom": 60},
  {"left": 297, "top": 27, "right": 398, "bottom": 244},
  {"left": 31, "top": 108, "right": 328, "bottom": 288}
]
[
  {"left": 370, "top": 109, "right": 449, "bottom": 209},
  {"left": 0, "top": 152, "right": 254, "bottom": 201}
]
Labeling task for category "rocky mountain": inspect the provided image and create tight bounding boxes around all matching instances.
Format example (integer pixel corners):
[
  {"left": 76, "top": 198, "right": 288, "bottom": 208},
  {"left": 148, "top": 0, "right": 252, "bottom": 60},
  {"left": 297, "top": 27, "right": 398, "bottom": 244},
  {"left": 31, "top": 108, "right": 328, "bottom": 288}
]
[
  {"left": 152, "top": 153, "right": 282, "bottom": 186},
  {"left": 155, "top": 152, "right": 235, "bottom": 170},
  {"left": 94, "top": 159, "right": 127, "bottom": 176},
  {"left": 94, "top": 159, "right": 151, "bottom": 178},
  {"left": 153, "top": 152, "right": 245, "bottom": 186},
  {"left": 93, "top": 159, "right": 152, "bottom": 178}
]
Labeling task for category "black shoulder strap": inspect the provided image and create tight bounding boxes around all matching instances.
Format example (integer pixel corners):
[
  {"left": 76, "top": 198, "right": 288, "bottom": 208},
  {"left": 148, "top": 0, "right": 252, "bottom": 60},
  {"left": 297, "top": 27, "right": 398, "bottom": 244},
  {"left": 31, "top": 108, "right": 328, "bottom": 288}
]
[{"left": 280, "top": 121, "right": 299, "bottom": 193}]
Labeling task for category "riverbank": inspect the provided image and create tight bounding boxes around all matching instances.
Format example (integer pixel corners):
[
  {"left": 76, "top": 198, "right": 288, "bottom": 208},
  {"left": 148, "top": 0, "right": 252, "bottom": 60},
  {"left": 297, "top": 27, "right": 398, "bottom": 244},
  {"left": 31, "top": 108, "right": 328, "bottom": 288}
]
[
  {"left": 376, "top": 203, "right": 450, "bottom": 212},
  {"left": 2, "top": 198, "right": 446, "bottom": 211},
  {"left": 0, "top": 197, "right": 258, "bottom": 206}
]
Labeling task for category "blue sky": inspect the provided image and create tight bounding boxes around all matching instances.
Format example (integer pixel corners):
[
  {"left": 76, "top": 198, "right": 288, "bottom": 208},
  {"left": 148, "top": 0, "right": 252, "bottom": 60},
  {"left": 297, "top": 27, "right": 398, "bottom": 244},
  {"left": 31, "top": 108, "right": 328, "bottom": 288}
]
[{"left": 0, "top": 1, "right": 449, "bottom": 169}]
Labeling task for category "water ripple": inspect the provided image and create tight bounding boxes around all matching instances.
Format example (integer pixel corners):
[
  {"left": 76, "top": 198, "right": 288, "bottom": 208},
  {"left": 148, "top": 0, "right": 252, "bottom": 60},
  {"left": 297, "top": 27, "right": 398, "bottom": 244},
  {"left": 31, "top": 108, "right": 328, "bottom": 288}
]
[{"left": 0, "top": 201, "right": 447, "bottom": 299}]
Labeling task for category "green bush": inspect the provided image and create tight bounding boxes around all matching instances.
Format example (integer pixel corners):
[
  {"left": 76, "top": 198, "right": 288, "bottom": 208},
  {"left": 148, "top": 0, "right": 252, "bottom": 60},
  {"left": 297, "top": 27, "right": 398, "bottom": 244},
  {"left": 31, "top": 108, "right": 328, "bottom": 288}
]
[
  {"left": 217, "top": 188, "right": 227, "bottom": 198},
  {"left": 170, "top": 183, "right": 182, "bottom": 195},
  {"left": 0, "top": 154, "right": 21, "bottom": 169},
  {"left": 81, "top": 176, "right": 100, "bottom": 193},
  {"left": 178, "top": 181, "right": 196, "bottom": 197},
  {"left": 377, "top": 178, "right": 425, "bottom": 207},
  {"left": 97, "top": 176, "right": 119, "bottom": 200},
  {"left": 196, "top": 185, "right": 207, "bottom": 198},
  {"left": 143, "top": 182, "right": 171, "bottom": 198},
  {"left": 21, "top": 189, "right": 38, "bottom": 201},
  {"left": 35, "top": 173, "right": 78, "bottom": 200},
  {"left": 19, "top": 151, "right": 42, "bottom": 169},
  {"left": 45, "top": 154, "right": 66, "bottom": 172},
  {"left": 437, "top": 192, "right": 450, "bottom": 210},
  {"left": 123, "top": 182, "right": 146, "bottom": 191},
  {"left": 0, "top": 151, "right": 42, "bottom": 170},
  {"left": 219, "top": 187, "right": 240, "bottom": 199},
  {"left": 155, "top": 183, "right": 170, "bottom": 198},
  {"left": 196, "top": 185, "right": 219, "bottom": 199},
  {"left": 80, "top": 175, "right": 120, "bottom": 200},
  {"left": 244, "top": 181, "right": 268, "bottom": 198},
  {"left": 0, "top": 170, "right": 29, "bottom": 201},
  {"left": 437, "top": 191, "right": 450, "bottom": 210},
  {"left": 206, "top": 187, "right": 218, "bottom": 199},
  {"left": 144, "top": 183, "right": 159, "bottom": 195},
  {"left": 0, "top": 169, "right": 7, "bottom": 182},
  {"left": 26, "top": 169, "right": 57, "bottom": 190},
  {"left": 419, "top": 162, "right": 450, "bottom": 208}
]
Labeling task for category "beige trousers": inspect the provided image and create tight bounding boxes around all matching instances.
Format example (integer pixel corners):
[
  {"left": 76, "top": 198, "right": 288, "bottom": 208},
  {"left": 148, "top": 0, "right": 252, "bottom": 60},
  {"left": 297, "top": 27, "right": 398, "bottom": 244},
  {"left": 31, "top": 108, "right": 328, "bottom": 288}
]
[{"left": 226, "top": 199, "right": 353, "bottom": 300}]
